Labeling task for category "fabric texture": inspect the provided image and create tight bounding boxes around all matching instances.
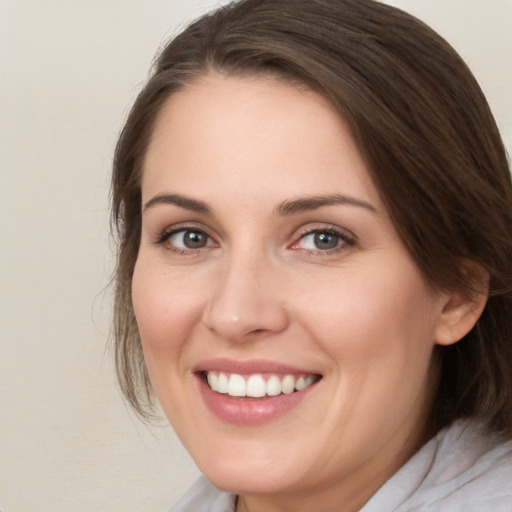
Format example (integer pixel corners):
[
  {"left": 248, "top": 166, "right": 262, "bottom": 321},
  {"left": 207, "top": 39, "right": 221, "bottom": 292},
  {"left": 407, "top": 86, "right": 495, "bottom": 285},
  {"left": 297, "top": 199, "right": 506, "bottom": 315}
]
[{"left": 169, "top": 419, "right": 512, "bottom": 511}]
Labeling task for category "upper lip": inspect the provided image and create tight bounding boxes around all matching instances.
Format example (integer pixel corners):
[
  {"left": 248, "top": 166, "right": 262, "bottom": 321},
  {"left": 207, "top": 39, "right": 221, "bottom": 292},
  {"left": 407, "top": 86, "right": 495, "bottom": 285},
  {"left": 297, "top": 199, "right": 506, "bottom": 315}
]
[{"left": 192, "top": 358, "right": 320, "bottom": 376}]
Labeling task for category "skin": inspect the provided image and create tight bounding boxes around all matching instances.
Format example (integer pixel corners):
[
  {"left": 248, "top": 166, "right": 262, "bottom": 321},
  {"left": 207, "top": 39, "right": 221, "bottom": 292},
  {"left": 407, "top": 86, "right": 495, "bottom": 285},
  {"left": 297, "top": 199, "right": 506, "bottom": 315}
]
[{"left": 132, "top": 74, "right": 483, "bottom": 512}]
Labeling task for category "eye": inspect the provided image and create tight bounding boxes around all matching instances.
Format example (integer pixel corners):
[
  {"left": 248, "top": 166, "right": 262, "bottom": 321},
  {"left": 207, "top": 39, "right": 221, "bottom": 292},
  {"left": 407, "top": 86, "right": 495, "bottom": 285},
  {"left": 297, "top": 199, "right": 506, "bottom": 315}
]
[
  {"left": 299, "top": 231, "right": 340, "bottom": 250},
  {"left": 172, "top": 229, "right": 212, "bottom": 249},
  {"left": 291, "top": 226, "right": 356, "bottom": 254},
  {"left": 155, "top": 227, "right": 216, "bottom": 252}
]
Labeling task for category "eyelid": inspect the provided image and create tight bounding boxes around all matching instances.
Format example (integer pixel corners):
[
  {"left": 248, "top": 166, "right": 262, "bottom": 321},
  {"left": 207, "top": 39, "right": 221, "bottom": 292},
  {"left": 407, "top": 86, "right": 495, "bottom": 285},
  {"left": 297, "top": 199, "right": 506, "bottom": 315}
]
[
  {"left": 151, "top": 221, "right": 356, "bottom": 255},
  {"left": 289, "top": 223, "right": 357, "bottom": 252},
  {"left": 152, "top": 222, "right": 219, "bottom": 250}
]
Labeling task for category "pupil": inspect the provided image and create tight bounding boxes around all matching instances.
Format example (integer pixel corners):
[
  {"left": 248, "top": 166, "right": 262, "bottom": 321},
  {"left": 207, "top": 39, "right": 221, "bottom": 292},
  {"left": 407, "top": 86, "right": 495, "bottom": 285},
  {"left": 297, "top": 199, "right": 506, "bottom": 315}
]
[
  {"left": 314, "top": 232, "right": 338, "bottom": 250},
  {"left": 184, "top": 231, "right": 206, "bottom": 248}
]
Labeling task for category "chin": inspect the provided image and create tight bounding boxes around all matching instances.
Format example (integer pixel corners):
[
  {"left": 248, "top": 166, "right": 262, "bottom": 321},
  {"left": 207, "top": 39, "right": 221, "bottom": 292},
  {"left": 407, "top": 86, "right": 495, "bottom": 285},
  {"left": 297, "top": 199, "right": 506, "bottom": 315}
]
[
  {"left": 184, "top": 432, "right": 311, "bottom": 495},
  {"left": 203, "top": 460, "right": 306, "bottom": 496}
]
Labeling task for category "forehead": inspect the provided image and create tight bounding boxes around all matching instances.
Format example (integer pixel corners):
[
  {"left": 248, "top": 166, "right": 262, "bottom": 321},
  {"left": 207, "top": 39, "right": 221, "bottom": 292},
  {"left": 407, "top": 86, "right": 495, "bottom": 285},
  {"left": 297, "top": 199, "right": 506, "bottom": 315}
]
[
  {"left": 142, "top": 73, "right": 380, "bottom": 209},
  {"left": 147, "top": 72, "right": 340, "bottom": 155}
]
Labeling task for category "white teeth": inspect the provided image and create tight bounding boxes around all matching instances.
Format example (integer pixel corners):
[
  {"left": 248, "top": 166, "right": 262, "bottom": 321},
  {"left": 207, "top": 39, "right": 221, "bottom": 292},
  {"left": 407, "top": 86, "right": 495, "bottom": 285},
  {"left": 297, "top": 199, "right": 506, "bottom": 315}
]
[
  {"left": 207, "top": 372, "right": 218, "bottom": 391},
  {"left": 228, "top": 374, "right": 246, "bottom": 397},
  {"left": 295, "top": 376, "right": 307, "bottom": 391},
  {"left": 295, "top": 376, "right": 315, "bottom": 391},
  {"left": 246, "top": 374, "right": 266, "bottom": 398},
  {"left": 205, "top": 371, "right": 317, "bottom": 397},
  {"left": 218, "top": 373, "right": 229, "bottom": 394},
  {"left": 266, "top": 375, "right": 282, "bottom": 396},
  {"left": 281, "top": 375, "right": 295, "bottom": 395}
]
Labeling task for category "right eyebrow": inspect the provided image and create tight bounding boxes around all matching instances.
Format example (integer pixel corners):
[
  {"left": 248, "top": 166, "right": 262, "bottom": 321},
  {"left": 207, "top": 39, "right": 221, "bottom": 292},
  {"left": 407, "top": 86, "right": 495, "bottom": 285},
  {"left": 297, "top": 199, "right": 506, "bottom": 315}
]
[{"left": 142, "top": 193, "right": 212, "bottom": 214}]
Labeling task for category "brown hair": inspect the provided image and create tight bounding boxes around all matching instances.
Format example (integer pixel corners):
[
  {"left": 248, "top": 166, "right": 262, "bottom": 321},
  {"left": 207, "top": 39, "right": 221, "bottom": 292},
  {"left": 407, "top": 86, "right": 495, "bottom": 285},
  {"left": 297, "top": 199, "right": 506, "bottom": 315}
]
[{"left": 112, "top": 0, "right": 512, "bottom": 435}]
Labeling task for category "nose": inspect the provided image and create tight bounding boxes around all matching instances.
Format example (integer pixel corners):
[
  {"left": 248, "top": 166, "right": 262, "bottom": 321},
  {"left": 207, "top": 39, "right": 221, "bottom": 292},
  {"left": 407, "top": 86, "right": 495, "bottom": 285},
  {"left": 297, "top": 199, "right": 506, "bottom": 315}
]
[{"left": 201, "top": 253, "right": 289, "bottom": 342}]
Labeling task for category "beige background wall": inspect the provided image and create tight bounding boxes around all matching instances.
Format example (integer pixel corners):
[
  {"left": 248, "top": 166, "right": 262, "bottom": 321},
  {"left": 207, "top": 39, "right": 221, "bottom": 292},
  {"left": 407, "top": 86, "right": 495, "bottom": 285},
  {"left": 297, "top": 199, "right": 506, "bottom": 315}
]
[{"left": 1, "top": 1, "right": 510, "bottom": 511}]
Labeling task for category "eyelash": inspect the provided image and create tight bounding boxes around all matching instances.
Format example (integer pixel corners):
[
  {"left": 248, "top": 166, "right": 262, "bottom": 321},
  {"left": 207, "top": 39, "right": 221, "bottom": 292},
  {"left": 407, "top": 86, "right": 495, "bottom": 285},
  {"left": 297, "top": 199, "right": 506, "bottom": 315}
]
[
  {"left": 290, "top": 225, "right": 357, "bottom": 255},
  {"left": 153, "top": 224, "right": 216, "bottom": 254},
  {"left": 152, "top": 224, "right": 357, "bottom": 256}
]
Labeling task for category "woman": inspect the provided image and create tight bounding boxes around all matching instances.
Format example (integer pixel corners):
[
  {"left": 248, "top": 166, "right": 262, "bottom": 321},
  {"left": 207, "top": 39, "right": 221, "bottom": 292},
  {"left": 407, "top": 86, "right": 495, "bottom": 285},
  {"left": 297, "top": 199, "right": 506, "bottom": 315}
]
[{"left": 111, "top": 0, "right": 512, "bottom": 510}]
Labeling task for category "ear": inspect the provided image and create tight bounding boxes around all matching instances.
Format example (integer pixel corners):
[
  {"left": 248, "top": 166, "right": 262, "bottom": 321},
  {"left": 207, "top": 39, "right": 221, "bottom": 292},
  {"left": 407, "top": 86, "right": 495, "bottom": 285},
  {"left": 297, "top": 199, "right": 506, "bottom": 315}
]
[{"left": 434, "top": 262, "right": 489, "bottom": 346}]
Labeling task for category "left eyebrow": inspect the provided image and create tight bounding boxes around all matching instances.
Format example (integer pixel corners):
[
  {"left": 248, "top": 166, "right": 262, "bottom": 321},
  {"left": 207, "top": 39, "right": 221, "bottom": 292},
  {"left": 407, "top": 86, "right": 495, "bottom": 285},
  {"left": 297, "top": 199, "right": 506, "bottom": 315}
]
[{"left": 275, "top": 194, "right": 378, "bottom": 216}]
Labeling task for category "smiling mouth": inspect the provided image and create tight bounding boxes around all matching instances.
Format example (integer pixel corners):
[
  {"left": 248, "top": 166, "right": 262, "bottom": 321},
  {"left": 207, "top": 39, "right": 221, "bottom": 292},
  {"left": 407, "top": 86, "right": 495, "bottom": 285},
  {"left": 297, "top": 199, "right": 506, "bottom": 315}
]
[{"left": 203, "top": 371, "right": 321, "bottom": 398}]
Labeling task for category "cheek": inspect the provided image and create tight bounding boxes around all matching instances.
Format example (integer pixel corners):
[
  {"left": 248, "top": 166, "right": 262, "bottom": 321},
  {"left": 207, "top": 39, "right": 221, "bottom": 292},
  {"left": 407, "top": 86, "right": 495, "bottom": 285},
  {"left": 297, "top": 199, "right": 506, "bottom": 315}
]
[
  {"left": 293, "top": 262, "right": 440, "bottom": 442},
  {"left": 131, "top": 259, "right": 205, "bottom": 357},
  {"left": 131, "top": 258, "right": 210, "bottom": 424},
  {"left": 294, "top": 260, "right": 439, "bottom": 370}
]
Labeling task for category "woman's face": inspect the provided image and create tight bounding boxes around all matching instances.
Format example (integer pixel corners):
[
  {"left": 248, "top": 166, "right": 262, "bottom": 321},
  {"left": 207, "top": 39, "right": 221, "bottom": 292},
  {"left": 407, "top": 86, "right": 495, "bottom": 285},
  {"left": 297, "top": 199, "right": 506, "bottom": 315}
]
[{"left": 132, "top": 74, "right": 449, "bottom": 507}]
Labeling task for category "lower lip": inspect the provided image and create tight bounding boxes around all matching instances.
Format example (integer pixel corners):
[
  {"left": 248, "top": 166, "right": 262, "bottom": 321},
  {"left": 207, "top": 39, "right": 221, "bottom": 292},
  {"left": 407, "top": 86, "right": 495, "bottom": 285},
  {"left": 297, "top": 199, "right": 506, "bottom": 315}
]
[{"left": 197, "top": 375, "right": 318, "bottom": 425}]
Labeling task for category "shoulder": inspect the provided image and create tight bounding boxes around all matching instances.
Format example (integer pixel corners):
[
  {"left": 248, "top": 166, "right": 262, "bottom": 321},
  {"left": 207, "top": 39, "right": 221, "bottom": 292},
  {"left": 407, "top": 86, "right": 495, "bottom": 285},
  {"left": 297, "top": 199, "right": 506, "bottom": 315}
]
[
  {"left": 413, "top": 420, "right": 512, "bottom": 511},
  {"left": 169, "top": 476, "right": 236, "bottom": 512},
  {"left": 363, "top": 419, "right": 512, "bottom": 512}
]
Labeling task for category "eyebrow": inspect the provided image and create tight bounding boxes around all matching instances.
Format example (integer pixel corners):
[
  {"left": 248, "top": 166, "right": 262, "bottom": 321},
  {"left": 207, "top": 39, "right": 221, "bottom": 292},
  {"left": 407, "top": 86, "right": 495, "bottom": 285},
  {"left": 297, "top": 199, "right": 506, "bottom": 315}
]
[
  {"left": 275, "top": 194, "right": 377, "bottom": 216},
  {"left": 143, "top": 193, "right": 212, "bottom": 214},
  {"left": 142, "top": 192, "right": 377, "bottom": 216}
]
